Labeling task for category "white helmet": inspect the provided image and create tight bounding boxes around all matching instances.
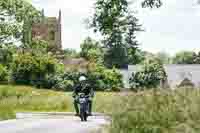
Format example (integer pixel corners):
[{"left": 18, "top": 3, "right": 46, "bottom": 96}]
[{"left": 79, "top": 76, "right": 86, "bottom": 82}]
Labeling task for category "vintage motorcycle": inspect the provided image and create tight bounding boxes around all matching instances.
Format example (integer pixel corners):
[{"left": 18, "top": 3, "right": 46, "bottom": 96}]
[{"left": 78, "top": 93, "right": 90, "bottom": 121}]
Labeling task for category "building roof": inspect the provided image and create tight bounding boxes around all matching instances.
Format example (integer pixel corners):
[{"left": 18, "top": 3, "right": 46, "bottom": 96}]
[
  {"left": 62, "top": 58, "right": 88, "bottom": 72},
  {"left": 63, "top": 58, "right": 87, "bottom": 65}
]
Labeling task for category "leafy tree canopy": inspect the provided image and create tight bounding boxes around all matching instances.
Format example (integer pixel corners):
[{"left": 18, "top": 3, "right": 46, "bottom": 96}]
[
  {"left": 91, "top": 0, "right": 141, "bottom": 68},
  {"left": 63, "top": 48, "right": 79, "bottom": 58},
  {"left": 10, "top": 52, "right": 58, "bottom": 85},
  {"left": 0, "top": 0, "right": 41, "bottom": 44},
  {"left": 142, "top": 0, "right": 162, "bottom": 8},
  {"left": 172, "top": 51, "right": 196, "bottom": 64},
  {"left": 156, "top": 52, "right": 171, "bottom": 64},
  {"left": 130, "top": 57, "right": 167, "bottom": 90},
  {"left": 80, "top": 37, "right": 103, "bottom": 63},
  {"left": 0, "top": 43, "right": 17, "bottom": 67}
]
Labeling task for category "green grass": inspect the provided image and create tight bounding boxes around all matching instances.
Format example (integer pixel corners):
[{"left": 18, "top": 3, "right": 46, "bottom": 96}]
[
  {"left": 108, "top": 88, "right": 200, "bottom": 133},
  {"left": 0, "top": 85, "right": 118, "bottom": 120},
  {"left": 1, "top": 85, "right": 200, "bottom": 133}
]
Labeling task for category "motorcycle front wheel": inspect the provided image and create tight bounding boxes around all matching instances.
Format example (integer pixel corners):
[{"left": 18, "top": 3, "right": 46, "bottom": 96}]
[
  {"left": 80, "top": 107, "right": 86, "bottom": 121},
  {"left": 84, "top": 112, "right": 87, "bottom": 121}
]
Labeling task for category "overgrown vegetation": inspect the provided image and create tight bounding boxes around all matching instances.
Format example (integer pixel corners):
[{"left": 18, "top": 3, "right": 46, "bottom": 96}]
[
  {"left": 42, "top": 63, "right": 123, "bottom": 91},
  {"left": 0, "top": 85, "right": 72, "bottom": 120},
  {"left": 80, "top": 37, "right": 104, "bottom": 64},
  {"left": 0, "top": 0, "right": 41, "bottom": 44},
  {"left": 91, "top": 0, "right": 141, "bottom": 68},
  {"left": 108, "top": 88, "right": 200, "bottom": 133},
  {"left": 130, "top": 57, "right": 167, "bottom": 90},
  {"left": 172, "top": 51, "right": 200, "bottom": 64},
  {"left": 87, "top": 63, "right": 123, "bottom": 91},
  {"left": 0, "top": 64, "right": 8, "bottom": 81},
  {"left": 10, "top": 52, "right": 58, "bottom": 86},
  {"left": 1, "top": 85, "right": 200, "bottom": 133},
  {"left": 1, "top": 2, "right": 200, "bottom": 133},
  {"left": 0, "top": 85, "right": 119, "bottom": 120}
]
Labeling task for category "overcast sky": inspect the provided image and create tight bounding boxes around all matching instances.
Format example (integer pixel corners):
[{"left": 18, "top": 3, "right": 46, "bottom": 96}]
[{"left": 32, "top": 0, "right": 200, "bottom": 55}]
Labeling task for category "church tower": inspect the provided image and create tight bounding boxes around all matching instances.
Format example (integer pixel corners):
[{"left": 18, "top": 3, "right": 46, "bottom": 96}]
[
  {"left": 57, "top": 9, "right": 62, "bottom": 49},
  {"left": 32, "top": 9, "right": 62, "bottom": 51}
]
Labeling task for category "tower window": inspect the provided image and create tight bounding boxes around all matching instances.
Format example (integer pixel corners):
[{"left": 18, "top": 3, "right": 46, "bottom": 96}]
[{"left": 49, "top": 31, "right": 55, "bottom": 40}]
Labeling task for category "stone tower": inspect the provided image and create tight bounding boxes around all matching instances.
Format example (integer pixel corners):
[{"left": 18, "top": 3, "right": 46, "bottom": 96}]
[{"left": 32, "top": 9, "right": 62, "bottom": 50}]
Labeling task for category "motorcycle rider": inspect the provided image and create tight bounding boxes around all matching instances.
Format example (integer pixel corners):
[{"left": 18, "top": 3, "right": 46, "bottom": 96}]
[{"left": 73, "top": 75, "right": 94, "bottom": 116}]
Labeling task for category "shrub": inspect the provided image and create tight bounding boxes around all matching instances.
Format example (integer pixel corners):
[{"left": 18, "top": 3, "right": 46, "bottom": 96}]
[
  {"left": 10, "top": 52, "right": 57, "bottom": 86},
  {"left": 0, "top": 64, "right": 8, "bottom": 81},
  {"left": 88, "top": 63, "right": 123, "bottom": 91},
  {"left": 43, "top": 72, "right": 80, "bottom": 91},
  {"left": 80, "top": 37, "right": 103, "bottom": 62},
  {"left": 0, "top": 45, "right": 15, "bottom": 67},
  {"left": 51, "top": 73, "right": 76, "bottom": 91},
  {"left": 130, "top": 58, "right": 167, "bottom": 90},
  {"left": 40, "top": 63, "right": 123, "bottom": 91},
  {"left": 54, "top": 80, "right": 74, "bottom": 91}
]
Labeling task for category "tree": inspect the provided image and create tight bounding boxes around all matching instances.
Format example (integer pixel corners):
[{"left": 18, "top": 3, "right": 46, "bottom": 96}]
[
  {"left": 27, "top": 39, "right": 48, "bottom": 55},
  {"left": 130, "top": 57, "right": 167, "bottom": 90},
  {"left": 104, "top": 45, "right": 128, "bottom": 68},
  {"left": 194, "top": 51, "right": 200, "bottom": 64},
  {"left": 156, "top": 52, "right": 171, "bottom": 64},
  {"left": 80, "top": 37, "right": 103, "bottom": 63},
  {"left": 10, "top": 52, "right": 57, "bottom": 86},
  {"left": 87, "top": 49, "right": 103, "bottom": 63},
  {"left": 0, "top": 43, "right": 17, "bottom": 67},
  {"left": 0, "top": 64, "right": 8, "bottom": 81},
  {"left": 10, "top": 38, "right": 59, "bottom": 86},
  {"left": 63, "top": 48, "right": 79, "bottom": 58},
  {"left": 141, "top": 0, "right": 162, "bottom": 8},
  {"left": 90, "top": 0, "right": 164, "bottom": 68},
  {"left": 91, "top": 0, "right": 142, "bottom": 68},
  {"left": 87, "top": 62, "right": 123, "bottom": 91},
  {"left": 128, "top": 49, "right": 146, "bottom": 65},
  {"left": 172, "top": 51, "right": 195, "bottom": 64},
  {"left": 0, "top": 0, "right": 41, "bottom": 44}
]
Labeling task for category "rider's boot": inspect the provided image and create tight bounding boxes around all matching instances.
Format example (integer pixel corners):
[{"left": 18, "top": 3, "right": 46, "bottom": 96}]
[
  {"left": 88, "top": 101, "right": 93, "bottom": 116},
  {"left": 74, "top": 101, "right": 79, "bottom": 116}
]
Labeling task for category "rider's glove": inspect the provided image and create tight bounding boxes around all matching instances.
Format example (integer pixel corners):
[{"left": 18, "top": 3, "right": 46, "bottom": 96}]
[
  {"left": 75, "top": 96, "right": 79, "bottom": 101},
  {"left": 88, "top": 96, "right": 92, "bottom": 101}
]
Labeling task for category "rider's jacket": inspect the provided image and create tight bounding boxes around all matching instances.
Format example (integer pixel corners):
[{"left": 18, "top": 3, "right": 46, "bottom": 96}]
[{"left": 72, "top": 81, "right": 94, "bottom": 98}]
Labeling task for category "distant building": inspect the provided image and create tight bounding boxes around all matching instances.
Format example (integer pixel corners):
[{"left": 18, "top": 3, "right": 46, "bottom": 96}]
[
  {"left": 62, "top": 58, "right": 88, "bottom": 72},
  {"left": 32, "top": 9, "right": 62, "bottom": 50},
  {"left": 120, "top": 65, "right": 200, "bottom": 89}
]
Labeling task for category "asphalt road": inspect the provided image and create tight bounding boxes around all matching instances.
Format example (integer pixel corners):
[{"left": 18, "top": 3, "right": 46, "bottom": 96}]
[{"left": 0, "top": 116, "right": 109, "bottom": 133}]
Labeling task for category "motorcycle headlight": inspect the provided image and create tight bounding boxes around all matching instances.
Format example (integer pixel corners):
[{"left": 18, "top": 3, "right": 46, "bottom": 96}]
[{"left": 79, "top": 98, "right": 86, "bottom": 103}]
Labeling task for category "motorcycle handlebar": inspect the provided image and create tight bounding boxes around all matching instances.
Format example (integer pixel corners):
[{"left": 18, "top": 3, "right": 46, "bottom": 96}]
[{"left": 78, "top": 94, "right": 90, "bottom": 98}]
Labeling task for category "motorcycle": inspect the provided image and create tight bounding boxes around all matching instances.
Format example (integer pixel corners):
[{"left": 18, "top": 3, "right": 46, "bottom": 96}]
[{"left": 78, "top": 93, "right": 90, "bottom": 121}]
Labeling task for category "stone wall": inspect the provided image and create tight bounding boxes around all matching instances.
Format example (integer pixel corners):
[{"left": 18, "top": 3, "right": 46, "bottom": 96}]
[{"left": 32, "top": 10, "right": 62, "bottom": 50}]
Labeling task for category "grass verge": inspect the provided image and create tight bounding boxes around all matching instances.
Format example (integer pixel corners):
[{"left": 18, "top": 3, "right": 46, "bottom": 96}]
[
  {"left": 1, "top": 85, "right": 200, "bottom": 133},
  {"left": 0, "top": 85, "right": 118, "bottom": 120},
  {"left": 108, "top": 88, "right": 200, "bottom": 133}
]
